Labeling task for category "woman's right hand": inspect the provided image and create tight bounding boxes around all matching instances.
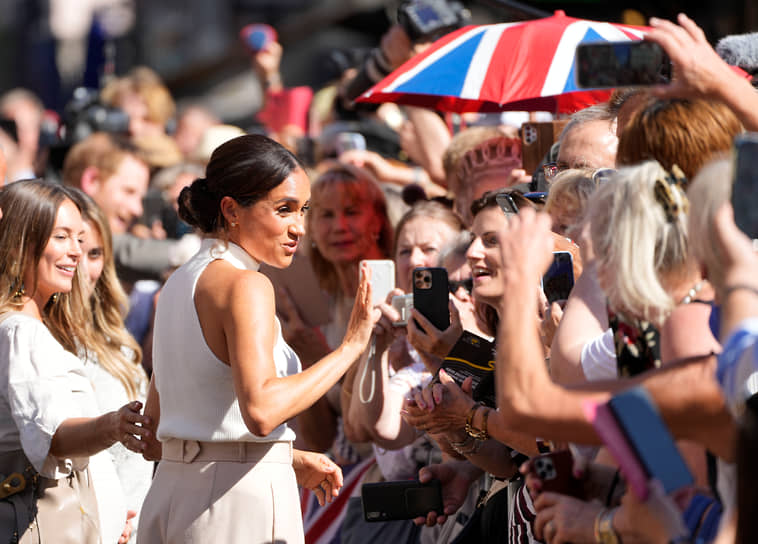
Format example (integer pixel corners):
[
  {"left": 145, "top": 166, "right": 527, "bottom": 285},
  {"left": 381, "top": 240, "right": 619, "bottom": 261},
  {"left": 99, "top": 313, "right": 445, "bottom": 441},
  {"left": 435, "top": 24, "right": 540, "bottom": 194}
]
[
  {"left": 107, "top": 401, "right": 152, "bottom": 454},
  {"left": 343, "top": 262, "right": 380, "bottom": 351}
]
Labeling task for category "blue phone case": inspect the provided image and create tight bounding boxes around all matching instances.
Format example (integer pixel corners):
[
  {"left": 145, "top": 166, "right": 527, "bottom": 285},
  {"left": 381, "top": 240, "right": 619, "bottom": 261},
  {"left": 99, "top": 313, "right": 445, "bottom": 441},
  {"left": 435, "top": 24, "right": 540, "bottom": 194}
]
[{"left": 608, "top": 387, "right": 694, "bottom": 494}]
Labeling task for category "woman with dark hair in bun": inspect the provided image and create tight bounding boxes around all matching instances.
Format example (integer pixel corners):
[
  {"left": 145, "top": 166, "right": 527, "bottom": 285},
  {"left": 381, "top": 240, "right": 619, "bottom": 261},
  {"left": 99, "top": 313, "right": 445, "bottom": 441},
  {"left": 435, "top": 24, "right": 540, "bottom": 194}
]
[{"left": 137, "top": 135, "right": 378, "bottom": 543}]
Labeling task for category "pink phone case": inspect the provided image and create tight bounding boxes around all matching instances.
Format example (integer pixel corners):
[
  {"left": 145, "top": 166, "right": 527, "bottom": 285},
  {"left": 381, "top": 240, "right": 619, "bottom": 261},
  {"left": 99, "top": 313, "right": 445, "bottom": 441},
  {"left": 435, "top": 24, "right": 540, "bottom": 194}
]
[{"left": 582, "top": 400, "right": 649, "bottom": 500}]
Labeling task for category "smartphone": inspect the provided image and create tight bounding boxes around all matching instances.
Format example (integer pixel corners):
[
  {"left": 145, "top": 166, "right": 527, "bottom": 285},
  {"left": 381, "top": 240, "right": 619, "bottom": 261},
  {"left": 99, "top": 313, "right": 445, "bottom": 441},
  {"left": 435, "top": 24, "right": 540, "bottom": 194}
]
[
  {"left": 361, "top": 479, "right": 443, "bottom": 522},
  {"left": 731, "top": 133, "right": 758, "bottom": 239},
  {"left": 391, "top": 293, "right": 414, "bottom": 327},
  {"left": 542, "top": 251, "right": 575, "bottom": 304},
  {"left": 239, "top": 23, "right": 277, "bottom": 53},
  {"left": 586, "top": 386, "right": 694, "bottom": 500},
  {"left": 361, "top": 259, "right": 395, "bottom": 306},
  {"left": 575, "top": 41, "right": 671, "bottom": 89},
  {"left": 412, "top": 267, "right": 449, "bottom": 330},
  {"left": 529, "top": 450, "right": 583, "bottom": 498},
  {"left": 495, "top": 192, "right": 518, "bottom": 215}
]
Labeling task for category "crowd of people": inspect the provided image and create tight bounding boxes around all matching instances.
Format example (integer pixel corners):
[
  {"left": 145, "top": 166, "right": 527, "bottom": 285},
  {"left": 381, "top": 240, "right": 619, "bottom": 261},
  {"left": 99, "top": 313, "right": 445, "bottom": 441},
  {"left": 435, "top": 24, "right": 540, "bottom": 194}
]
[{"left": 2, "top": 8, "right": 758, "bottom": 544}]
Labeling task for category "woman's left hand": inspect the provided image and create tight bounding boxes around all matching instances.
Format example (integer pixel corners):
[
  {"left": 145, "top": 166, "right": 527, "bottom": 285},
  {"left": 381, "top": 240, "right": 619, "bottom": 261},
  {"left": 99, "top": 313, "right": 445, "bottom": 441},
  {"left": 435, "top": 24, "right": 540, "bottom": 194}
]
[
  {"left": 406, "top": 300, "right": 462, "bottom": 359},
  {"left": 118, "top": 510, "right": 137, "bottom": 544},
  {"left": 533, "top": 492, "right": 603, "bottom": 544},
  {"left": 293, "top": 450, "right": 343, "bottom": 506},
  {"left": 401, "top": 370, "right": 474, "bottom": 435}
]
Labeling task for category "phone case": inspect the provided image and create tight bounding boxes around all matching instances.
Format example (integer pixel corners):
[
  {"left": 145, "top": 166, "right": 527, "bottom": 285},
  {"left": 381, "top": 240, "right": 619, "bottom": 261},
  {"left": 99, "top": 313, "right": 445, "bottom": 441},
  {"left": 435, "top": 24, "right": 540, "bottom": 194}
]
[
  {"left": 412, "top": 267, "right": 449, "bottom": 331},
  {"left": 440, "top": 331, "right": 496, "bottom": 407},
  {"left": 608, "top": 387, "right": 694, "bottom": 495},
  {"left": 361, "top": 259, "right": 396, "bottom": 306},
  {"left": 584, "top": 400, "right": 649, "bottom": 500},
  {"left": 530, "top": 450, "right": 583, "bottom": 497},
  {"left": 542, "top": 251, "right": 575, "bottom": 304},
  {"left": 361, "top": 480, "right": 443, "bottom": 522}
]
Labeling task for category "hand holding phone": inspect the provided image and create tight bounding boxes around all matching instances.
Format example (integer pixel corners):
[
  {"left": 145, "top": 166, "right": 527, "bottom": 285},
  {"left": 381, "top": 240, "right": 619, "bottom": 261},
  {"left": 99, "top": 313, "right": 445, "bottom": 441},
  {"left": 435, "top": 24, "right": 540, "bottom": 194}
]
[
  {"left": 361, "top": 259, "right": 396, "bottom": 306},
  {"left": 575, "top": 41, "right": 671, "bottom": 88},
  {"left": 731, "top": 133, "right": 758, "bottom": 240},
  {"left": 526, "top": 450, "right": 583, "bottom": 498},
  {"left": 542, "top": 251, "right": 575, "bottom": 304},
  {"left": 412, "top": 267, "right": 450, "bottom": 330},
  {"left": 362, "top": 479, "right": 443, "bottom": 522},
  {"left": 239, "top": 23, "right": 277, "bottom": 53}
]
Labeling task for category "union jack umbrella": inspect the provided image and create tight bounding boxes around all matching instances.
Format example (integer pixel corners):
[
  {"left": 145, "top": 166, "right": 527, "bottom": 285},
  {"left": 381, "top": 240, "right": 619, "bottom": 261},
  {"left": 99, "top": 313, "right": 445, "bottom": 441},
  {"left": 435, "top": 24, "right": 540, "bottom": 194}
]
[{"left": 358, "top": 10, "right": 649, "bottom": 114}]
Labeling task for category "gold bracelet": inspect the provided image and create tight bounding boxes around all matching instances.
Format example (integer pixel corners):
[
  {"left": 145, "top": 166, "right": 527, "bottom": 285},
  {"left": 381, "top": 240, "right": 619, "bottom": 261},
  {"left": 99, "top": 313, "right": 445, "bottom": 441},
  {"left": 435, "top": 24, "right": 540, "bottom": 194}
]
[
  {"left": 464, "top": 404, "right": 490, "bottom": 440},
  {"left": 594, "top": 507, "right": 620, "bottom": 544}
]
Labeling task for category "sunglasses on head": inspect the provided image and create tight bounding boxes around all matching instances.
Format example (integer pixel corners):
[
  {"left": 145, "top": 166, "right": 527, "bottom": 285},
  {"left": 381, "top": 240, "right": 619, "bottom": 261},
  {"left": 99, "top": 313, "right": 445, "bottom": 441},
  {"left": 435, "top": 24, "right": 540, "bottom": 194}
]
[{"left": 448, "top": 278, "right": 473, "bottom": 294}]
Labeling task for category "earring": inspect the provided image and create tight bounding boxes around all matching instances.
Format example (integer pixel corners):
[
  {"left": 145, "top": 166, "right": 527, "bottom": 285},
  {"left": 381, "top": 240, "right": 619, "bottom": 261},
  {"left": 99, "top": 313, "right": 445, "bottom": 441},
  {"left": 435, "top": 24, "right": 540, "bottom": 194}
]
[
  {"left": 12, "top": 281, "right": 25, "bottom": 299},
  {"left": 50, "top": 293, "right": 59, "bottom": 304},
  {"left": 230, "top": 222, "right": 237, "bottom": 228}
]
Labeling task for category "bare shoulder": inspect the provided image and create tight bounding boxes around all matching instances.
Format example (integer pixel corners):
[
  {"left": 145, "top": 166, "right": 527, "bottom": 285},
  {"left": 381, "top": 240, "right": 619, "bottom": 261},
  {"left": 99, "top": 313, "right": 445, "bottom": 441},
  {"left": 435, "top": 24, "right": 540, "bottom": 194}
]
[
  {"left": 660, "top": 302, "right": 718, "bottom": 362},
  {"left": 198, "top": 260, "right": 275, "bottom": 314}
]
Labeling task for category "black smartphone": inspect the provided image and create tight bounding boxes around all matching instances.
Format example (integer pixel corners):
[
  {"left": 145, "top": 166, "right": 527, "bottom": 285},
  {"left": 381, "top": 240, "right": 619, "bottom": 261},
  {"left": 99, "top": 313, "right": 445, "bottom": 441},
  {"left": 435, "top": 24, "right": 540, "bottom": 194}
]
[
  {"left": 495, "top": 192, "right": 518, "bottom": 215},
  {"left": 361, "top": 479, "right": 443, "bottom": 522},
  {"left": 413, "top": 267, "right": 449, "bottom": 330},
  {"left": 575, "top": 41, "right": 671, "bottom": 88},
  {"left": 731, "top": 133, "right": 758, "bottom": 239},
  {"left": 542, "top": 251, "right": 575, "bottom": 304}
]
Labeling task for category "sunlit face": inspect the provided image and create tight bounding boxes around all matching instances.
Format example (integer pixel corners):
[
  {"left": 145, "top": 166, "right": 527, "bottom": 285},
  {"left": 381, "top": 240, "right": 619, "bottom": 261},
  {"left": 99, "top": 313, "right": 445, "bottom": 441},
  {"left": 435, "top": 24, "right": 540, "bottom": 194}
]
[
  {"left": 395, "top": 217, "right": 458, "bottom": 293},
  {"left": 90, "top": 155, "right": 150, "bottom": 235},
  {"left": 80, "top": 220, "right": 105, "bottom": 296},
  {"left": 557, "top": 120, "right": 618, "bottom": 170},
  {"left": 231, "top": 168, "right": 311, "bottom": 269},
  {"left": 24, "top": 199, "right": 84, "bottom": 305},
  {"left": 466, "top": 206, "right": 509, "bottom": 308},
  {"left": 309, "top": 184, "right": 383, "bottom": 265},
  {"left": 549, "top": 203, "right": 581, "bottom": 238}
]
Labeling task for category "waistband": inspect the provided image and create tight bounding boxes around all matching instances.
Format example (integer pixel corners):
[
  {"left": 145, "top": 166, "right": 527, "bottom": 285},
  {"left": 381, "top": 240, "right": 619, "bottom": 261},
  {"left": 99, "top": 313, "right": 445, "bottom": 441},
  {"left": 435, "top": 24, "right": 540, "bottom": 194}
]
[{"left": 161, "top": 438, "right": 293, "bottom": 464}]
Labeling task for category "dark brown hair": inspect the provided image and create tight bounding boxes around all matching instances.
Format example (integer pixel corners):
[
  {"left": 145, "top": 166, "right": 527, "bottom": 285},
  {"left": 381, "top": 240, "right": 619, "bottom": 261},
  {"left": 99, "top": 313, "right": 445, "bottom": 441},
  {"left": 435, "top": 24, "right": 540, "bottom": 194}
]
[{"left": 178, "top": 134, "right": 303, "bottom": 233}]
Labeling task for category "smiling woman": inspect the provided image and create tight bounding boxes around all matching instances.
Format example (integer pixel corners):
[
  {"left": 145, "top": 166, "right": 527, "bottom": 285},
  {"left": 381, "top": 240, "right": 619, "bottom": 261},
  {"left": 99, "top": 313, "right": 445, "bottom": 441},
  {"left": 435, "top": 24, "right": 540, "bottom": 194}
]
[
  {"left": 0, "top": 179, "right": 151, "bottom": 544},
  {"left": 138, "top": 135, "right": 379, "bottom": 544}
]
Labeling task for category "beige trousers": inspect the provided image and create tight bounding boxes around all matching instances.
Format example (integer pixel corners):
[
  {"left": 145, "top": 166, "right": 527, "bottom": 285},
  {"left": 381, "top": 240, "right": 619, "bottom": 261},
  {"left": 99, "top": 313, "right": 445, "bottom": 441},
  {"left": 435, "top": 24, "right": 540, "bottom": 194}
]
[{"left": 138, "top": 439, "right": 303, "bottom": 544}]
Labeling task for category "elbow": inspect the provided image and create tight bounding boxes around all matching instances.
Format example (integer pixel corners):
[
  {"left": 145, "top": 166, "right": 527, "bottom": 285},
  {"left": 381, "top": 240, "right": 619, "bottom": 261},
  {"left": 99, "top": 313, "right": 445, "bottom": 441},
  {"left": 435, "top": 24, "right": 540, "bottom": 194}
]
[{"left": 242, "top": 406, "right": 280, "bottom": 438}]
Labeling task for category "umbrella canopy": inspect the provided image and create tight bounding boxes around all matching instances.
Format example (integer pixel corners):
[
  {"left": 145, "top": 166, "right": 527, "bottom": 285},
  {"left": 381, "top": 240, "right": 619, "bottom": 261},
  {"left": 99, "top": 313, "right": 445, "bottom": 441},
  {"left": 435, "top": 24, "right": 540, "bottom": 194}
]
[{"left": 358, "top": 10, "right": 649, "bottom": 114}]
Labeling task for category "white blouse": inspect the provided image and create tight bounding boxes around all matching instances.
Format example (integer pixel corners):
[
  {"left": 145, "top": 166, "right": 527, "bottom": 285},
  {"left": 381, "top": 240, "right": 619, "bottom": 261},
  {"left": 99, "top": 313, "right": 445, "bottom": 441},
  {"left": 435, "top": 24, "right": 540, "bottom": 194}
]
[
  {"left": 153, "top": 239, "right": 301, "bottom": 443},
  {"left": 0, "top": 312, "right": 127, "bottom": 544}
]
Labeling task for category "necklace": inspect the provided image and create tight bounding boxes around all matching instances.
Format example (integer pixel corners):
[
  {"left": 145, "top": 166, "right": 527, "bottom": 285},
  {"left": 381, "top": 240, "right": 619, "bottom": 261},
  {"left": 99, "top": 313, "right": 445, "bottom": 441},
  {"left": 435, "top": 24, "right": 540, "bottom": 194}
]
[{"left": 679, "top": 280, "right": 705, "bottom": 305}]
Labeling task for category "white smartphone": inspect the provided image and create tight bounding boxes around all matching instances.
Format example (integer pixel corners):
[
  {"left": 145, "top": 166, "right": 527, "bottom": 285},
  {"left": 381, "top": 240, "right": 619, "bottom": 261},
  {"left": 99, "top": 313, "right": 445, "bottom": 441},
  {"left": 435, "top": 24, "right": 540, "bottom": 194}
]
[{"left": 361, "top": 259, "right": 395, "bottom": 306}]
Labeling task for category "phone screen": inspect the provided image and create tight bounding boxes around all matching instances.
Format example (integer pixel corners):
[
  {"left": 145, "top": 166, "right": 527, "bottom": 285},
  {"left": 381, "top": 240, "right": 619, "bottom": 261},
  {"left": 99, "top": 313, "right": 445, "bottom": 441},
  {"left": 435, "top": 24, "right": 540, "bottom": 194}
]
[
  {"left": 731, "top": 133, "right": 758, "bottom": 239},
  {"left": 575, "top": 41, "right": 671, "bottom": 88},
  {"left": 542, "top": 251, "right": 574, "bottom": 304}
]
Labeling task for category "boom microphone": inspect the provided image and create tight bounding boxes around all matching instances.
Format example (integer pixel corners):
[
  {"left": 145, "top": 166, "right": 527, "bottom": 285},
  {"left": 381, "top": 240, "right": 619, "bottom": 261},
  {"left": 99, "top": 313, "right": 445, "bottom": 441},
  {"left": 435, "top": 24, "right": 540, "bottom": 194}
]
[{"left": 716, "top": 33, "right": 758, "bottom": 76}]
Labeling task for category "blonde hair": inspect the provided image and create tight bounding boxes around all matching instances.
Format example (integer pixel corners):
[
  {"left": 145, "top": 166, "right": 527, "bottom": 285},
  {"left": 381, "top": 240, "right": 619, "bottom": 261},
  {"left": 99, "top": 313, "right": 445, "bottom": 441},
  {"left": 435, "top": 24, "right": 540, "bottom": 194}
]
[
  {"left": 687, "top": 156, "right": 732, "bottom": 288},
  {"left": 306, "top": 164, "right": 393, "bottom": 294},
  {"left": 589, "top": 161, "right": 690, "bottom": 322},
  {"left": 68, "top": 189, "right": 146, "bottom": 400},
  {"left": 544, "top": 168, "right": 596, "bottom": 224},
  {"left": 0, "top": 180, "right": 89, "bottom": 353},
  {"left": 442, "top": 126, "right": 505, "bottom": 194},
  {"left": 101, "top": 66, "right": 175, "bottom": 126}
]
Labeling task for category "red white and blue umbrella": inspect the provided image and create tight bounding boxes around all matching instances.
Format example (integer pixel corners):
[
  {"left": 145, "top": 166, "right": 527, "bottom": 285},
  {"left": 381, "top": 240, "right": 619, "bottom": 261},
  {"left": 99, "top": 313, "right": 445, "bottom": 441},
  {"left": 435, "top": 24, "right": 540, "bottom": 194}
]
[{"left": 358, "top": 11, "right": 648, "bottom": 114}]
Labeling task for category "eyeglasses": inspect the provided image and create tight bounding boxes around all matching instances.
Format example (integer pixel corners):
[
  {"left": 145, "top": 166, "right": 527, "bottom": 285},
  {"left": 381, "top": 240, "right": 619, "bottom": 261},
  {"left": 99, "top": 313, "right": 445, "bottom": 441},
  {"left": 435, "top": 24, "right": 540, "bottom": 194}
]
[
  {"left": 542, "top": 162, "right": 570, "bottom": 182},
  {"left": 591, "top": 168, "right": 616, "bottom": 184},
  {"left": 448, "top": 277, "right": 473, "bottom": 294}
]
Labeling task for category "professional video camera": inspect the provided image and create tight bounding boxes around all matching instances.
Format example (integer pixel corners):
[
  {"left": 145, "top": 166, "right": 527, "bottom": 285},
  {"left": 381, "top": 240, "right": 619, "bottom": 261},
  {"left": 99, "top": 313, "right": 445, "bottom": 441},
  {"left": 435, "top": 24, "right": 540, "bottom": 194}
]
[
  {"left": 42, "top": 87, "right": 130, "bottom": 176},
  {"left": 58, "top": 87, "right": 129, "bottom": 144},
  {"left": 341, "top": 0, "right": 469, "bottom": 104},
  {"left": 397, "top": 0, "right": 469, "bottom": 42}
]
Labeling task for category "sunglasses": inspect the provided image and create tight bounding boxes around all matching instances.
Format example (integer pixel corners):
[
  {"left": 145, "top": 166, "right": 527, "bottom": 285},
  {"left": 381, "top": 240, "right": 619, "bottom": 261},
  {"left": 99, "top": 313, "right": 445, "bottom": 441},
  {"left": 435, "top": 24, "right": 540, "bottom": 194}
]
[{"left": 448, "top": 278, "right": 473, "bottom": 294}]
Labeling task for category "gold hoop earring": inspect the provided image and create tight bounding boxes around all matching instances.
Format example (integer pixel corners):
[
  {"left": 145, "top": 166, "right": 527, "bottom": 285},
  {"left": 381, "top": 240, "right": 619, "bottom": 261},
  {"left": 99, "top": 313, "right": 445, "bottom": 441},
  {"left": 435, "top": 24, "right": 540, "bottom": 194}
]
[{"left": 12, "top": 281, "right": 25, "bottom": 299}]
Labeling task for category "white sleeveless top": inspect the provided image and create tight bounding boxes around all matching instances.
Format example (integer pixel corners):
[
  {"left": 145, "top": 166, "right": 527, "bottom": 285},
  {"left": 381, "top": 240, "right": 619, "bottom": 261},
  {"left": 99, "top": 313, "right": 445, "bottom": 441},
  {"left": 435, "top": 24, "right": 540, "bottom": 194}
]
[{"left": 153, "top": 238, "right": 300, "bottom": 443}]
